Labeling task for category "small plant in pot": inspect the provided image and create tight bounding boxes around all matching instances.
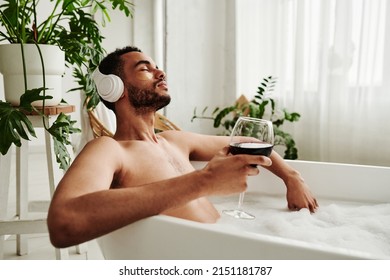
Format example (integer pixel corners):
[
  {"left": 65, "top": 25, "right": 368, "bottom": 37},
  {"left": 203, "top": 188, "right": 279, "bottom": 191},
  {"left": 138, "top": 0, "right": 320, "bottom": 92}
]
[
  {"left": 0, "top": 0, "right": 133, "bottom": 169},
  {"left": 192, "top": 76, "right": 301, "bottom": 159}
]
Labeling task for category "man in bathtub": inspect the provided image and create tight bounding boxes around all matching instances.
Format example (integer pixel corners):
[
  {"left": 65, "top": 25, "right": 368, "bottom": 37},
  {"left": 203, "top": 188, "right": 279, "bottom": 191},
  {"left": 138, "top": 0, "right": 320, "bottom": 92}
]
[{"left": 48, "top": 46, "right": 318, "bottom": 248}]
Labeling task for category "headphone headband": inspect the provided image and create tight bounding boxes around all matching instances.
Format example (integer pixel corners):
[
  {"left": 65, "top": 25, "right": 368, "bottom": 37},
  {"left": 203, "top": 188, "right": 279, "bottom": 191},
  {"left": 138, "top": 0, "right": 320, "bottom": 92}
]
[{"left": 92, "top": 67, "right": 124, "bottom": 102}]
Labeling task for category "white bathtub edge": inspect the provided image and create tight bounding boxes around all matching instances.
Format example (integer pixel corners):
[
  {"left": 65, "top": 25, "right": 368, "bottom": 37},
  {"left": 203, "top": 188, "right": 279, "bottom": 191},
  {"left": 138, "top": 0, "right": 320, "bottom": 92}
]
[{"left": 97, "top": 215, "right": 382, "bottom": 260}]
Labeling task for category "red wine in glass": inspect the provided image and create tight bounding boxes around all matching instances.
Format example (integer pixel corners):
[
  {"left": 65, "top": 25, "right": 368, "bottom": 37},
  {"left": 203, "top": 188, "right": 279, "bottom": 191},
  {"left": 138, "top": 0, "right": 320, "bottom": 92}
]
[
  {"left": 223, "top": 117, "right": 274, "bottom": 220},
  {"left": 229, "top": 142, "right": 273, "bottom": 157}
]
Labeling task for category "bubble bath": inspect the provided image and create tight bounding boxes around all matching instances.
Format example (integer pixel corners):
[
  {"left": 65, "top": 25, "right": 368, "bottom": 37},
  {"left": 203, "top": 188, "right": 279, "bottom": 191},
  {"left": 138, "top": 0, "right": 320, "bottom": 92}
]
[{"left": 213, "top": 193, "right": 390, "bottom": 259}]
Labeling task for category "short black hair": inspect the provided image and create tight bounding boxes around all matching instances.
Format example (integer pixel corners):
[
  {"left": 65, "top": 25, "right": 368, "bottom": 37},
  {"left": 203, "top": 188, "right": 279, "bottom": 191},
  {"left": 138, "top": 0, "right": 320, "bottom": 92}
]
[{"left": 97, "top": 46, "right": 142, "bottom": 112}]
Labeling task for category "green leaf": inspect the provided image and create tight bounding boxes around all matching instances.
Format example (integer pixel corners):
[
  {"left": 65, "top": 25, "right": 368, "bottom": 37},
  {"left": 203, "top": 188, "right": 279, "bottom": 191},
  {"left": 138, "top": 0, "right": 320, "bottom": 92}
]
[
  {"left": 258, "top": 100, "right": 269, "bottom": 118},
  {"left": 213, "top": 106, "right": 236, "bottom": 128},
  {"left": 284, "top": 110, "right": 301, "bottom": 122},
  {"left": 274, "top": 128, "right": 298, "bottom": 159},
  {"left": 110, "top": 0, "right": 134, "bottom": 17},
  {"left": 53, "top": 137, "right": 71, "bottom": 171},
  {"left": 270, "top": 98, "right": 276, "bottom": 114},
  {"left": 0, "top": 101, "right": 36, "bottom": 155},
  {"left": 273, "top": 118, "right": 284, "bottom": 127},
  {"left": 19, "top": 87, "right": 52, "bottom": 112},
  {"left": 211, "top": 107, "right": 220, "bottom": 115},
  {"left": 47, "top": 113, "right": 81, "bottom": 170}
]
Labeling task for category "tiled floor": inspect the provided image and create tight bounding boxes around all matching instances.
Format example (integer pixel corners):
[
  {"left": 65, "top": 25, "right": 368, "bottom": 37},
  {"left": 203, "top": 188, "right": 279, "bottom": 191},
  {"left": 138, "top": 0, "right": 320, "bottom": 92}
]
[{"left": 2, "top": 149, "right": 104, "bottom": 260}]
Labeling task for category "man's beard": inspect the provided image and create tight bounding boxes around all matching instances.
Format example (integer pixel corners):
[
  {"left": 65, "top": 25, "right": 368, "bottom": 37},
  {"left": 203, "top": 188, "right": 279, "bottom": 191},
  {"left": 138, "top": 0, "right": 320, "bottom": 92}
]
[{"left": 126, "top": 83, "right": 171, "bottom": 113}]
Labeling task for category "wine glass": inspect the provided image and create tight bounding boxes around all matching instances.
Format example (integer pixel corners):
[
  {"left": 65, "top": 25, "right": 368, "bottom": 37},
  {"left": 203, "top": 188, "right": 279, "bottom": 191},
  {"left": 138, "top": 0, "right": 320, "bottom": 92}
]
[{"left": 223, "top": 116, "right": 274, "bottom": 219}]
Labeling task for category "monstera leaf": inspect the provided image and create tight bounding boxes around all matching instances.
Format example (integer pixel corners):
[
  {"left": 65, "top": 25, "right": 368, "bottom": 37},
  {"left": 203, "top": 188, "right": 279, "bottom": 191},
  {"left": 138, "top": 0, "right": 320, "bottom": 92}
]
[
  {"left": 0, "top": 87, "right": 80, "bottom": 169},
  {"left": 47, "top": 112, "right": 81, "bottom": 170},
  {"left": 0, "top": 87, "right": 51, "bottom": 155}
]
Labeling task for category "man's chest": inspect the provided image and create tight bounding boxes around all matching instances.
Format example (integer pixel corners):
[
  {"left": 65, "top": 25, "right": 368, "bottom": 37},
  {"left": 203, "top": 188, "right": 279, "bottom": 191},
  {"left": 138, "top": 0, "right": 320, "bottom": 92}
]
[{"left": 115, "top": 141, "right": 195, "bottom": 187}]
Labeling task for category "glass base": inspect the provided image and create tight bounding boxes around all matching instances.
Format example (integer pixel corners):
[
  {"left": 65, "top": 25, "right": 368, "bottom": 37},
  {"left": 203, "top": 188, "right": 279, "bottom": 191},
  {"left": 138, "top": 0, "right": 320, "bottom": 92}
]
[{"left": 223, "top": 209, "right": 255, "bottom": 220}]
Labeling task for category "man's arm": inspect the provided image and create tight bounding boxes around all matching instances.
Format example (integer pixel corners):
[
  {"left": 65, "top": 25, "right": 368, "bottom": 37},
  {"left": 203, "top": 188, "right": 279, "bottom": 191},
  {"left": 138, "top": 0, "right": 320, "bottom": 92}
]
[
  {"left": 266, "top": 151, "right": 318, "bottom": 212},
  {"left": 177, "top": 131, "right": 318, "bottom": 212},
  {"left": 47, "top": 138, "right": 271, "bottom": 248}
]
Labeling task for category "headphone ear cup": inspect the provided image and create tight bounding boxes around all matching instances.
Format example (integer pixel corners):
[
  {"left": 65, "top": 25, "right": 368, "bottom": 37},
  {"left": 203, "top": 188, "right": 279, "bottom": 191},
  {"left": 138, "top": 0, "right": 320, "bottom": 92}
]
[{"left": 92, "top": 68, "right": 124, "bottom": 102}]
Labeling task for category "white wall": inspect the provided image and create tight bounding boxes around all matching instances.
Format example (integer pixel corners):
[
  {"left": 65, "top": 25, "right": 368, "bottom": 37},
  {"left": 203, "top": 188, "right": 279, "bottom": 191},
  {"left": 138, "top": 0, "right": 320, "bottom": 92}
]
[{"left": 164, "top": 0, "right": 237, "bottom": 134}]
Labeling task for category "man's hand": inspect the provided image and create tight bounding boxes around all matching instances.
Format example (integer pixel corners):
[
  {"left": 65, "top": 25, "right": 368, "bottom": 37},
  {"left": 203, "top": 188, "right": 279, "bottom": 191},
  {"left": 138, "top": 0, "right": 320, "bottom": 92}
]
[
  {"left": 200, "top": 146, "right": 272, "bottom": 196},
  {"left": 285, "top": 175, "right": 319, "bottom": 213}
]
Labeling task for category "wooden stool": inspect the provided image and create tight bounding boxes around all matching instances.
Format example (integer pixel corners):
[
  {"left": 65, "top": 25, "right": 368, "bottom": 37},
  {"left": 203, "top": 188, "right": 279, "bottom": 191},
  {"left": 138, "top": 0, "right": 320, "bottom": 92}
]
[{"left": 0, "top": 105, "right": 85, "bottom": 259}]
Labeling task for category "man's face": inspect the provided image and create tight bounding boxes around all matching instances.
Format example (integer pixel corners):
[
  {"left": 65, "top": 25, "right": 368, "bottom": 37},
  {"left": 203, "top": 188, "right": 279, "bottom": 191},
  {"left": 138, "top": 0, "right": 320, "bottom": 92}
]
[{"left": 121, "top": 52, "right": 171, "bottom": 113}]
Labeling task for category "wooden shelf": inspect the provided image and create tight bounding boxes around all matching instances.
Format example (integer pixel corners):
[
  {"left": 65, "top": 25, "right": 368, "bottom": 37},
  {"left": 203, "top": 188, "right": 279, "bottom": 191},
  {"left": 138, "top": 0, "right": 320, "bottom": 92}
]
[{"left": 17, "top": 104, "right": 76, "bottom": 116}]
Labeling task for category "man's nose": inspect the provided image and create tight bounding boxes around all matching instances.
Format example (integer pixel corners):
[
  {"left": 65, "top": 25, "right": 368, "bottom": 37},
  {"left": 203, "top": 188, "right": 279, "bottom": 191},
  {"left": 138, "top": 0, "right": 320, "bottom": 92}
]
[{"left": 156, "top": 69, "right": 166, "bottom": 79}]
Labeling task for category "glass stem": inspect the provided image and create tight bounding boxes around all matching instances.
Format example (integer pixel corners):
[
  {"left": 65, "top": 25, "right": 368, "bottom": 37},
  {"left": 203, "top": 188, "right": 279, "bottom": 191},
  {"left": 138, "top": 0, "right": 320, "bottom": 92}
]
[{"left": 237, "top": 192, "right": 245, "bottom": 211}]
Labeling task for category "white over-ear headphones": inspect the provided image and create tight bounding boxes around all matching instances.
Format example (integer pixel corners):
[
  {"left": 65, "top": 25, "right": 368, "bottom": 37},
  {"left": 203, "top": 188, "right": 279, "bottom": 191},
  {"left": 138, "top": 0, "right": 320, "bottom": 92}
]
[{"left": 92, "top": 67, "right": 124, "bottom": 102}]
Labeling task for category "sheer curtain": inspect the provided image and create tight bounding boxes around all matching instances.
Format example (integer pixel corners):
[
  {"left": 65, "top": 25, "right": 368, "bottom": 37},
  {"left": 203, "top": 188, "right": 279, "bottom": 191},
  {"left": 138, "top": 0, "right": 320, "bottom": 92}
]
[{"left": 237, "top": 0, "right": 390, "bottom": 166}]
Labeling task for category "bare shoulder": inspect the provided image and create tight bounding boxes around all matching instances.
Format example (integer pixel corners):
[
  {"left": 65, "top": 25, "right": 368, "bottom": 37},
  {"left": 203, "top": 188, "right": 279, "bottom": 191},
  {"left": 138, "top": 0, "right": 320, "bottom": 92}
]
[
  {"left": 69, "top": 136, "right": 124, "bottom": 173},
  {"left": 82, "top": 135, "right": 122, "bottom": 151},
  {"left": 76, "top": 136, "right": 121, "bottom": 158},
  {"left": 56, "top": 136, "right": 125, "bottom": 195}
]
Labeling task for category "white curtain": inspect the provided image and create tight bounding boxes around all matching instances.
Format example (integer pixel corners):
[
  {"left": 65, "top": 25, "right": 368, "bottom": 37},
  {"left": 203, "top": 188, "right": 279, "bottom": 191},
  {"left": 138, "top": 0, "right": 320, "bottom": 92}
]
[{"left": 237, "top": 0, "right": 390, "bottom": 167}]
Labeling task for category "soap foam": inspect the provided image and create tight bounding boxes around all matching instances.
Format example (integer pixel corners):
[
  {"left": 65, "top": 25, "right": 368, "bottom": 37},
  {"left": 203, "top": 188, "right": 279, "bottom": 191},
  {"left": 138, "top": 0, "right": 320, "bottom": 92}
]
[{"left": 211, "top": 193, "right": 390, "bottom": 259}]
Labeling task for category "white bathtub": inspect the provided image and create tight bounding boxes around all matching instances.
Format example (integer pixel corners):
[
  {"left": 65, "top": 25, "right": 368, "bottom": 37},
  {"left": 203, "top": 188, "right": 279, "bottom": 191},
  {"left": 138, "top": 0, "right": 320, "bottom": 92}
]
[{"left": 97, "top": 160, "right": 390, "bottom": 260}]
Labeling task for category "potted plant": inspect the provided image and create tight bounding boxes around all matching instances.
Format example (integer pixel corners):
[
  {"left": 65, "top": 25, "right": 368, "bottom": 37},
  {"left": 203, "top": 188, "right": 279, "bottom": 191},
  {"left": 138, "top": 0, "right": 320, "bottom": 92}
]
[
  {"left": 0, "top": 0, "right": 133, "bottom": 169},
  {"left": 192, "top": 76, "right": 301, "bottom": 159}
]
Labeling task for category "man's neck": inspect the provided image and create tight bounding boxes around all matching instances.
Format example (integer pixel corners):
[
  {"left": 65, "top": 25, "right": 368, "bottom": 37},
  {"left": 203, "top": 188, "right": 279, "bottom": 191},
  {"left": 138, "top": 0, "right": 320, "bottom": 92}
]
[{"left": 114, "top": 110, "right": 159, "bottom": 143}]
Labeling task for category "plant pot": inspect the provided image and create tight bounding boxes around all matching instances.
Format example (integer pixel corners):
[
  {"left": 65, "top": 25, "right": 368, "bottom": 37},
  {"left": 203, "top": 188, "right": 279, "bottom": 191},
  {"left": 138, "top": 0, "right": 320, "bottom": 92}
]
[{"left": 0, "top": 44, "right": 65, "bottom": 106}]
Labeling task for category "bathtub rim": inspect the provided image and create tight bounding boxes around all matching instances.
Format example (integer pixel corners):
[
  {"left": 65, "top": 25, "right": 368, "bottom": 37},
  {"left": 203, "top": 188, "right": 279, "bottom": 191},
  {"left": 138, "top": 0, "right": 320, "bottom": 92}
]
[{"left": 97, "top": 214, "right": 383, "bottom": 260}]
